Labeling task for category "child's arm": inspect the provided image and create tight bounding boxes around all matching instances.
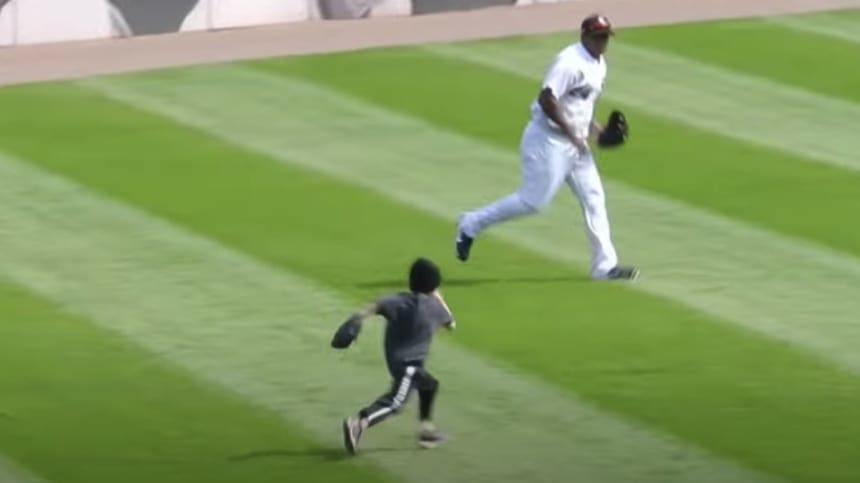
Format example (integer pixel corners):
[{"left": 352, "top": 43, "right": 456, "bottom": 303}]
[
  {"left": 432, "top": 290, "right": 456, "bottom": 331},
  {"left": 344, "top": 302, "right": 382, "bottom": 325},
  {"left": 331, "top": 302, "right": 381, "bottom": 349}
]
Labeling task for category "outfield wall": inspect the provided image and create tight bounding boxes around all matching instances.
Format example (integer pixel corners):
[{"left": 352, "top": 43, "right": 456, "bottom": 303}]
[{"left": 0, "top": 0, "right": 576, "bottom": 47}]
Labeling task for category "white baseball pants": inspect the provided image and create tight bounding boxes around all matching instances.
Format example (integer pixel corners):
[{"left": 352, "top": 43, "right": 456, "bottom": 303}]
[{"left": 459, "top": 120, "right": 619, "bottom": 278}]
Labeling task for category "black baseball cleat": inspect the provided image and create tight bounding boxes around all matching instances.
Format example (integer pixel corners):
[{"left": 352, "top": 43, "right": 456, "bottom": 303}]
[
  {"left": 342, "top": 417, "right": 363, "bottom": 455},
  {"left": 455, "top": 232, "right": 473, "bottom": 262},
  {"left": 606, "top": 265, "right": 639, "bottom": 281}
]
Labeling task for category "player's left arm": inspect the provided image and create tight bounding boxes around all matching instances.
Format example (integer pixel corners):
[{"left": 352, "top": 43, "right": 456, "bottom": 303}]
[
  {"left": 588, "top": 94, "right": 605, "bottom": 142},
  {"left": 589, "top": 118, "right": 604, "bottom": 142},
  {"left": 432, "top": 289, "right": 456, "bottom": 331}
]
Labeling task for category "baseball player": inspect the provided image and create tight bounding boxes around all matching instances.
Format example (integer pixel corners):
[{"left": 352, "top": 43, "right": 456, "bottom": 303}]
[
  {"left": 332, "top": 257, "right": 455, "bottom": 454},
  {"left": 454, "top": 14, "right": 638, "bottom": 281}
]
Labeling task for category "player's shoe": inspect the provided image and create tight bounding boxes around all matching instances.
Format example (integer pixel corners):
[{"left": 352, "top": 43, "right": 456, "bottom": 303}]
[
  {"left": 606, "top": 265, "right": 639, "bottom": 281},
  {"left": 455, "top": 215, "right": 474, "bottom": 262},
  {"left": 417, "top": 422, "right": 446, "bottom": 449},
  {"left": 342, "top": 417, "right": 363, "bottom": 455},
  {"left": 455, "top": 231, "right": 473, "bottom": 262}
]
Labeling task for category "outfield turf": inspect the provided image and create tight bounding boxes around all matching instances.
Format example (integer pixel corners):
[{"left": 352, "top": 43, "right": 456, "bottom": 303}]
[{"left": 1, "top": 10, "right": 859, "bottom": 483}]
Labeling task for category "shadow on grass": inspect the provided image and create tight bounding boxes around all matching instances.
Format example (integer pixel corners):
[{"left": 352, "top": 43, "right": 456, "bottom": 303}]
[
  {"left": 228, "top": 446, "right": 408, "bottom": 463},
  {"left": 356, "top": 275, "right": 589, "bottom": 291}
]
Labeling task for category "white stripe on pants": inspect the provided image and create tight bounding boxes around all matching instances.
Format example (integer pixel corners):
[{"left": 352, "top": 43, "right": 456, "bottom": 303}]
[{"left": 366, "top": 366, "right": 416, "bottom": 424}]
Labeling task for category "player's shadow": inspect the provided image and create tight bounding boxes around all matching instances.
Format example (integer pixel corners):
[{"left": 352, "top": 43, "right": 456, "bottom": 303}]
[
  {"left": 357, "top": 275, "right": 587, "bottom": 290},
  {"left": 228, "top": 447, "right": 405, "bottom": 463}
]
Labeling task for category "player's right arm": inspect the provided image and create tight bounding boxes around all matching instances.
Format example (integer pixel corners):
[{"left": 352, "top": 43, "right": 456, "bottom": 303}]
[
  {"left": 359, "top": 293, "right": 407, "bottom": 323},
  {"left": 357, "top": 303, "right": 381, "bottom": 319},
  {"left": 338, "top": 304, "right": 377, "bottom": 332},
  {"left": 331, "top": 301, "right": 382, "bottom": 349},
  {"left": 538, "top": 58, "right": 589, "bottom": 155},
  {"left": 342, "top": 298, "right": 387, "bottom": 327}
]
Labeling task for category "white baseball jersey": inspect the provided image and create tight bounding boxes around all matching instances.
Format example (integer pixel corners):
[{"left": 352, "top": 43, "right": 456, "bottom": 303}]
[{"left": 529, "top": 42, "right": 607, "bottom": 140}]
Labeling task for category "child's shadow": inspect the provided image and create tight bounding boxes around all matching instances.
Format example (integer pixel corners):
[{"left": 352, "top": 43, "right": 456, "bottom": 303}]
[
  {"left": 228, "top": 447, "right": 406, "bottom": 463},
  {"left": 357, "top": 275, "right": 586, "bottom": 290}
]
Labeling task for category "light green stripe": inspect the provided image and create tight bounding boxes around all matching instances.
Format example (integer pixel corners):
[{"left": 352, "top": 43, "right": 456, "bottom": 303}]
[
  {"left": 0, "top": 151, "right": 769, "bottom": 483},
  {"left": 769, "top": 12, "right": 860, "bottom": 44},
  {"left": 426, "top": 40, "right": 860, "bottom": 172},
  {"left": 0, "top": 456, "right": 44, "bottom": 483},
  {"left": 80, "top": 65, "right": 860, "bottom": 375}
]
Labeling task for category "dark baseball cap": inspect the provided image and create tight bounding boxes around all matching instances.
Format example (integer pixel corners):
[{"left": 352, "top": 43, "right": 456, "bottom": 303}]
[{"left": 581, "top": 14, "right": 615, "bottom": 36}]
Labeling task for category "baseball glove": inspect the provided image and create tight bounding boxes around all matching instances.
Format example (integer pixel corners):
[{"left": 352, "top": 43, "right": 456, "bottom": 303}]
[
  {"left": 331, "top": 315, "right": 363, "bottom": 349},
  {"left": 597, "top": 110, "right": 628, "bottom": 148}
]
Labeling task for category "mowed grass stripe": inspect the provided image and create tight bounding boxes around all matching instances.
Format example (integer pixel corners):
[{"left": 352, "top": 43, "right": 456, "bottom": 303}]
[
  {"left": 0, "top": 152, "right": 765, "bottom": 483},
  {"left": 771, "top": 16, "right": 860, "bottom": 44},
  {"left": 4, "top": 82, "right": 859, "bottom": 482},
  {"left": 617, "top": 13, "right": 860, "bottom": 103},
  {"left": 426, "top": 38, "right": 860, "bottom": 173},
  {"left": 256, "top": 48, "right": 860, "bottom": 259},
  {"left": 768, "top": 9, "right": 860, "bottom": 46},
  {"left": 0, "top": 282, "right": 391, "bottom": 483},
  {"left": 82, "top": 65, "right": 860, "bottom": 374},
  {"left": 0, "top": 455, "right": 43, "bottom": 483}
]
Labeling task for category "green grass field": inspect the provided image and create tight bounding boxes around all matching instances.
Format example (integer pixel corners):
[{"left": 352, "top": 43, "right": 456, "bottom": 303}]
[{"left": 1, "top": 9, "right": 859, "bottom": 483}]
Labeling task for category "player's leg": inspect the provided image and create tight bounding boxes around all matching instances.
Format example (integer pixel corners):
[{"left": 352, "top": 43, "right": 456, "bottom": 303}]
[
  {"left": 413, "top": 368, "right": 445, "bottom": 448},
  {"left": 455, "top": 123, "right": 569, "bottom": 261},
  {"left": 342, "top": 365, "right": 417, "bottom": 454},
  {"left": 360, "top": 365, "right": 417, "bottom": 426},
  {"left": 565, "top": 153, "right": 636, "bottom": 280}
]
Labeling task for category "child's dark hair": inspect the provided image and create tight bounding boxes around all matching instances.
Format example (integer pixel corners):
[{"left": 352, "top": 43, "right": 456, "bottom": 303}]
[{"left": 409, "top": 257, "right": 441, "bottom": 294}]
